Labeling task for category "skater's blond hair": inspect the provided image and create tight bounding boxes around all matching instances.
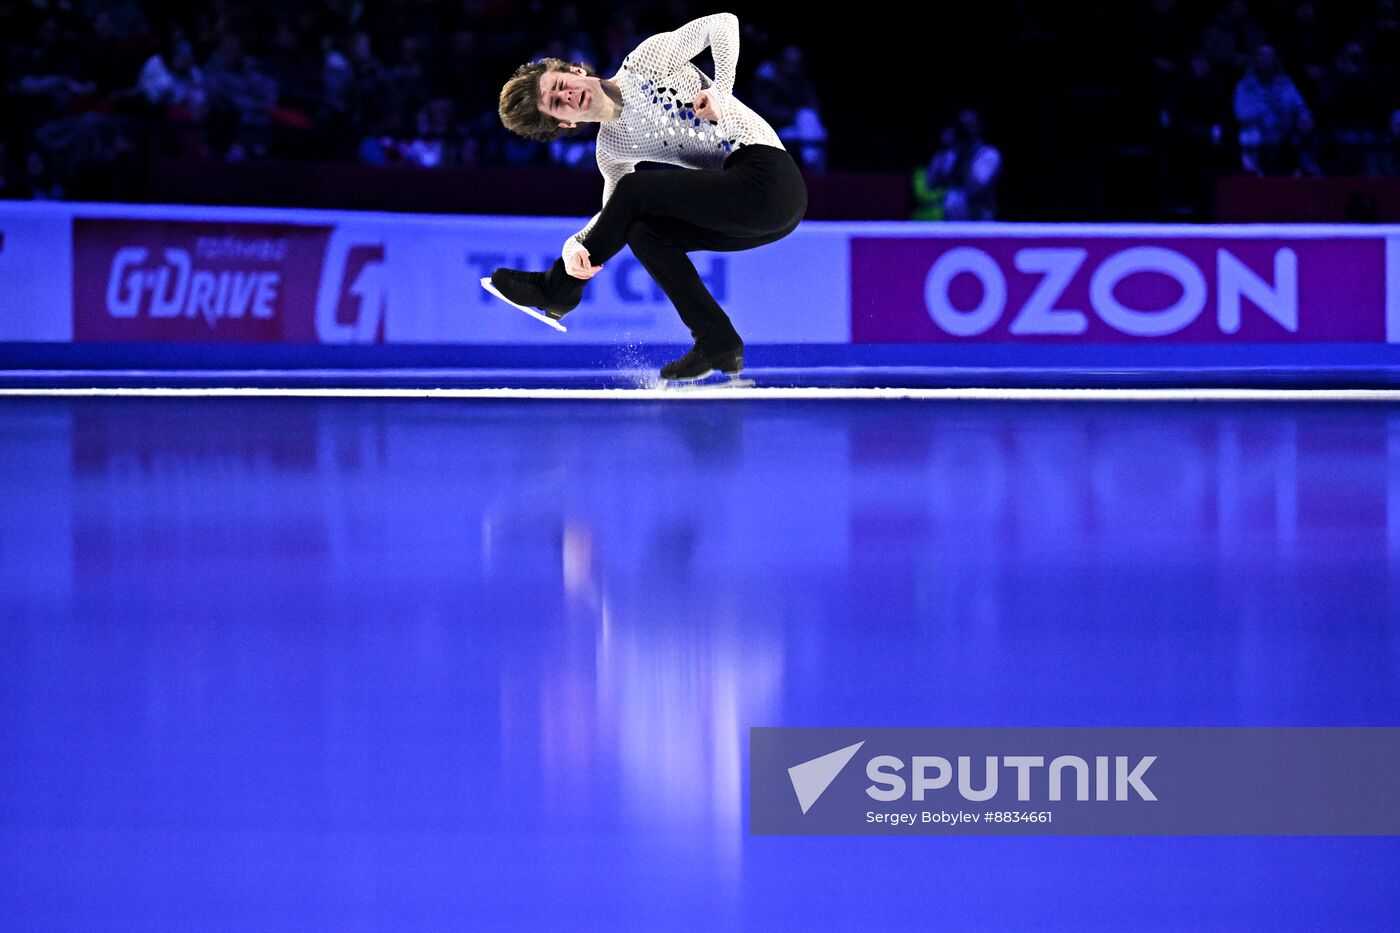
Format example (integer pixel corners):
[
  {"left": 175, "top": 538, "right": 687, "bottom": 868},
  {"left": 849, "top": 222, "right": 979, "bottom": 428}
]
[{"left": 498, "top": 58, "right": 599, "bottom": 142}]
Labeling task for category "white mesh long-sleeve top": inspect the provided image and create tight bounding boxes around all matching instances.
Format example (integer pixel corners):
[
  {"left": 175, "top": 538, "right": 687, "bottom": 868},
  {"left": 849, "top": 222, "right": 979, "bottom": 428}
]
[{"left": 561, "top": 12, "right": 785, "bottom": 265}]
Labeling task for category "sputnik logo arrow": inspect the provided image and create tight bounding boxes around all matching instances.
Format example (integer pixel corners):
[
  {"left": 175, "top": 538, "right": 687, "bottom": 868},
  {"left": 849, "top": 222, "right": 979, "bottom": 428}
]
[{"left": 788, "top": 741, "right": 865, "bottom": 814}]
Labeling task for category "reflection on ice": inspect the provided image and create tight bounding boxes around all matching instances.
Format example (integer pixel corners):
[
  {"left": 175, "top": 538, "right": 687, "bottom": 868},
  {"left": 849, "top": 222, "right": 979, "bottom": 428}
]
[{"left": 1, "top": 398, "right": 1398, "bottom": 925}]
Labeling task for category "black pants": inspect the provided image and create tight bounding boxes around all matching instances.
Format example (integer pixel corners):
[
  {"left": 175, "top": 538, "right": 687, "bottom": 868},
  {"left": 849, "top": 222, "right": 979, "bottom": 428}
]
[{"left": 545, "top": 144, "right": 808, "bottom": 352}]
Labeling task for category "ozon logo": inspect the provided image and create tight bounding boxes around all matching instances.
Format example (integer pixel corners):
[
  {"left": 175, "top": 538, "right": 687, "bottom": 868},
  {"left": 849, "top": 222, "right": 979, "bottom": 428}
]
[
  {"left": 316, "top": 238, "right": 387, "bottom": 343},
  {"left": 925, "top": 245, "right": 1298, "bottom": 337}
]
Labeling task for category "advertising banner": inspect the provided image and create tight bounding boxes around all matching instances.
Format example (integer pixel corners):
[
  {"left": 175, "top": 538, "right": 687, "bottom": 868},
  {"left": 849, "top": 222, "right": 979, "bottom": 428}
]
[
  {"left": 0, "top": 211, "right": 72, "bottom": 341},
  {"left": 73, "top": 219, "right": 331, "bottom": 342},
  {"left": 4, "top": 203, "right": 1399, "bottom": 355},
  {"left": 51, "top": 208, "right": 848, "bottom": 345},
  {"left": 852, "top": 235, "right": 1394, "bottom": 344}
]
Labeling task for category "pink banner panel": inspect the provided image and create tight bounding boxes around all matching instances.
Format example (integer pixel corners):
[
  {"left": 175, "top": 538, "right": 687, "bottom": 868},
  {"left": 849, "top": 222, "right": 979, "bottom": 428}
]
[
  {"left": 73, "top": 219, "right": 331, "bottom": 342},
  {"left": 851, "top": 236, "right": 1388, "bottom": 343}
]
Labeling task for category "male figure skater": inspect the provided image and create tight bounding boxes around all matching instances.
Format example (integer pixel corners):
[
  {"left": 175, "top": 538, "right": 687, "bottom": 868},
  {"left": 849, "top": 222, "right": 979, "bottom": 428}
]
[{"left": 490, "top": 12, "right": 808, "bottom": 383}]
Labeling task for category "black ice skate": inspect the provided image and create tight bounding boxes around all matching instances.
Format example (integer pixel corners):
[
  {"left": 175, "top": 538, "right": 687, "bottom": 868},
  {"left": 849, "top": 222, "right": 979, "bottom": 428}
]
[
  {"left": 480, "top": 268, "right": 582, "bottom": 332},
  {"left": 659, "top": 344, "right": 753, "bottom": 388}
]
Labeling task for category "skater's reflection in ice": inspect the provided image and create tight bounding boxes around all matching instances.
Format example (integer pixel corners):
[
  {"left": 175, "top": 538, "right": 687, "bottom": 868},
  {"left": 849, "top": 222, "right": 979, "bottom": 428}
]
[
  {"left": 666, "top": 401, "right": 747, "bottom": 466},
  {"left": 524, "top": 409, "right": 777, "bottom": 880},
  {"left": 500, "top": 516, "right": 783, "bottom": 885}
]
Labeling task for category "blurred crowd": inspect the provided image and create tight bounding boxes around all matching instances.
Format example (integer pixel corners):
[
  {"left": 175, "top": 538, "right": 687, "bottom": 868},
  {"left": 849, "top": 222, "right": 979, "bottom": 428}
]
[
  {"left": 918, "top": 0, "right": 1400, "bottom": 221},
  {"left": 1124, "top": 0, "right": 1400, "bottom": 214},
  {"left": 4, "top": 0, "right": 1399, "bottom": 216},
  {"left": 0, "top": 0, "right": 825, "bottom": 201}
]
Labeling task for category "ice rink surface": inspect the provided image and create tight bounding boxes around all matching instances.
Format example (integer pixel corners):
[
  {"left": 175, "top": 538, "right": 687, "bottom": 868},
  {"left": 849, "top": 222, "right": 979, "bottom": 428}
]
[{"left": 3, "top": 393, "right": 1399, "bottom": 929}]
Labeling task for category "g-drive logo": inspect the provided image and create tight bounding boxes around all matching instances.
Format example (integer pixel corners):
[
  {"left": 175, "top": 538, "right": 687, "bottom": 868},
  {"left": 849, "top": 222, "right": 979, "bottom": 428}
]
[
  {"left": 73, "top": 219, "right": 336, "bottom": 342},
  {"left": 316, "top": 240, "right": 387, "bottom": 343},
  {"left": 105, "top": 240, "right": 285, "bottom": 327},
  {"left": 790, "top": 741, "right": 1157, "bottom": 815}
]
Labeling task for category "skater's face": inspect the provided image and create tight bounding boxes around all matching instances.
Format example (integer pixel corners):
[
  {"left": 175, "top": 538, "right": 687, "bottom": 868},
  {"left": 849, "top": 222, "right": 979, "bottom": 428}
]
[{"left": 538, "top": 66, "right": 606, "bottom": 128}]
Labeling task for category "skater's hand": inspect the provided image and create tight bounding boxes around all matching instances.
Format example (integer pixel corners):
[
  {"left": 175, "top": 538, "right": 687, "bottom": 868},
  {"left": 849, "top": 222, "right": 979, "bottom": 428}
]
[
  {"left": 694, "top": 90, "right": 723, "bottom": 124},
  {"left": 566, "top": 246, "right": 604, "bottom": 280}
]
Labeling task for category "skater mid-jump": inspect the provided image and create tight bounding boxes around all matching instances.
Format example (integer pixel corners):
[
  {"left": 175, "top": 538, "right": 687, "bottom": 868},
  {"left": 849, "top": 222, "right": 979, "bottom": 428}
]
[{"left": 490, "top": 12, "right": 808, "bottom": 383}]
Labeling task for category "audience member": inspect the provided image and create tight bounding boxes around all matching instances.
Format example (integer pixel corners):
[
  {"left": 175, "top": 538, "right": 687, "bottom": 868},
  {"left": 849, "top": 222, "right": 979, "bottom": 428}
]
[
  {"left": 1202, "top": 0, "right": 1266, "bottom": 75},
  {"left": 1160, "top": 49, "right": 1234, "bottom": 215},
  {"left": 138, "top": 33, "right": 207, "bottom": 122},
  {"left": 751, "top": 45, "right": 827, "bottom": 171},
  {"left": 201, "top": 33, "right": 277, "bottom": 160},
  {"left": 1275, "top": 1, "right": 1331, "bottom": 101},
  {"left": 1316, "top": 41, "right": 1382, "bottom": 174},
  {"left": 926, "top": 109, "right": 1001, "bottom": 221},
  {"left": 1233, "top": 44, "right": 1317, "bottom": 176}
]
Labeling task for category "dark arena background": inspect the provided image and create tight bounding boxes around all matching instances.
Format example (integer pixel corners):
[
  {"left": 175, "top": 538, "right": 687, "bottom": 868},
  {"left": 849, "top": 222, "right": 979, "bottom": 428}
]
[{"left": 3, "top": 1, "right": 1400, "bottom": 929}]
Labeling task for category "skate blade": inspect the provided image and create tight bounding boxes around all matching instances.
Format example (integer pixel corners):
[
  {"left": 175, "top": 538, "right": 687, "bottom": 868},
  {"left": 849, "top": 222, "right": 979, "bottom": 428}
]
[
  {"left": 660, "top": 372, "right": 756, "bottom": 390},
  {"left": 479, "top": 277, "right": 567, "bottom": 332}
]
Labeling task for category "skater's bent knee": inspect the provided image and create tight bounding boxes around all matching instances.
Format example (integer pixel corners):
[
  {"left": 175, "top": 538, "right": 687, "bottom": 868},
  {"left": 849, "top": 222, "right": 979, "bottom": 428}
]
[{"left": 626, "top": 220, "right": 668, "bottom": 247}]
